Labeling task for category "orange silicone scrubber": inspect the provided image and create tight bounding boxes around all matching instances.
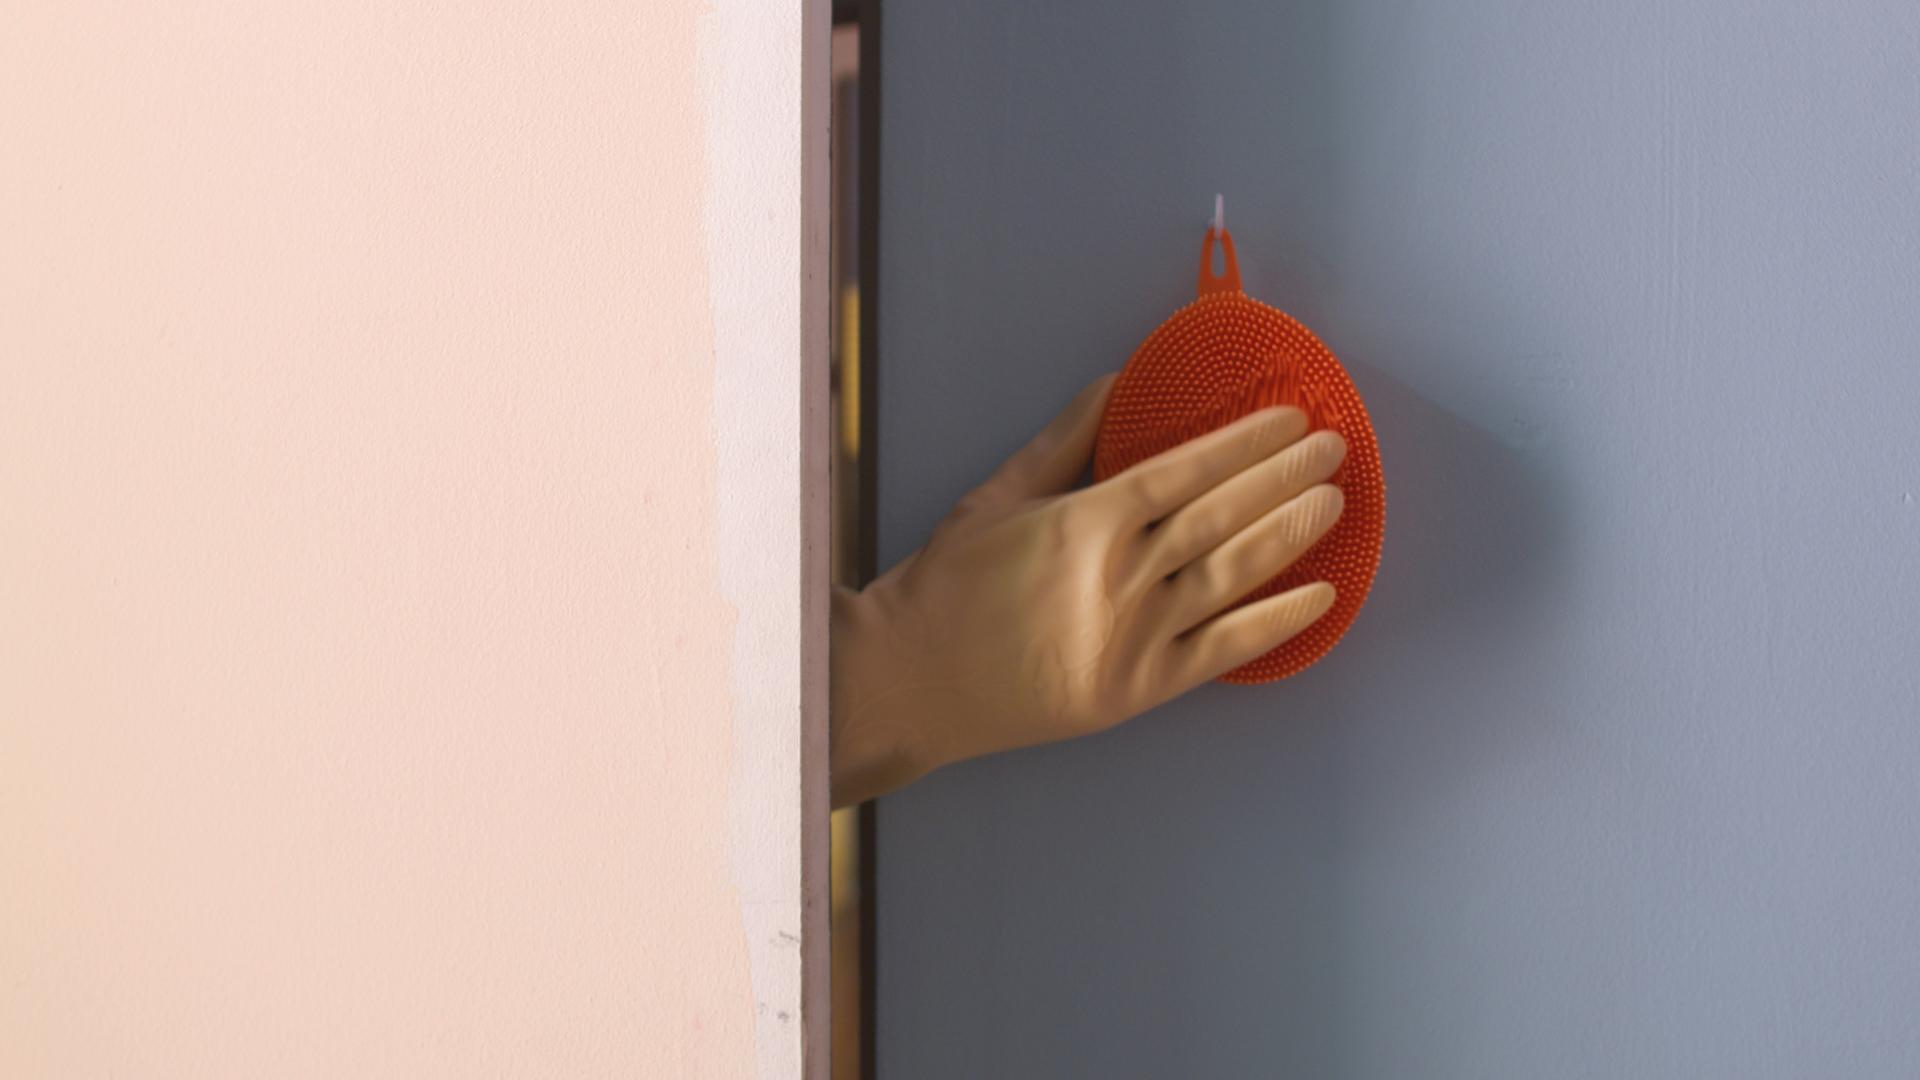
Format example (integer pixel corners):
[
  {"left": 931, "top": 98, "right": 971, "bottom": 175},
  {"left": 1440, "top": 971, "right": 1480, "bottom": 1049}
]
[{"left": 1094, "top": 208, "right": 1385, "bottom": 683}]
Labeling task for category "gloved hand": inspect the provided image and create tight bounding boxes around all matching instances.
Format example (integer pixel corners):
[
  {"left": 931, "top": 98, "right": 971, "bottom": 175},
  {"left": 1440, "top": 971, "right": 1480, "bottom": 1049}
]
[{"left": 831, "top": 374, "right": 1347, "bottom": 806}]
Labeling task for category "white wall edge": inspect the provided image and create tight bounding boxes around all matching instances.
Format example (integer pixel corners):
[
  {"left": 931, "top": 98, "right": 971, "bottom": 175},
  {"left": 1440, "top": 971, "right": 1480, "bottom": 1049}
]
[{"left": 700, "top": 0, "right": 832, "bottom": 1075}]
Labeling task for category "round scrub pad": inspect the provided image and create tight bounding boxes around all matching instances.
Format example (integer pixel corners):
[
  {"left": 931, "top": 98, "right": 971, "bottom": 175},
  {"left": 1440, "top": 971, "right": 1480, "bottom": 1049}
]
[{"left": 1094, "top": 223, "right": 1384, "bottom": 683}]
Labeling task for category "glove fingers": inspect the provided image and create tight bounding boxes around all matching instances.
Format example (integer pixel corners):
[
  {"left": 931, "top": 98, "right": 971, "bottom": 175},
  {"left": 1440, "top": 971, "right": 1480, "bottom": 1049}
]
[
  {"left": 1141, "top": 429, "right": 1346, "bottom": 579},
  {"left": 1091, "top": 406, "right": 1309, "bottom": 526},
  {"left": 1163, "top": 483, "right": 1343, "bottom": 631},
  {"left": 1166, "top": 581, "right": 1337, "bottom": 689}
]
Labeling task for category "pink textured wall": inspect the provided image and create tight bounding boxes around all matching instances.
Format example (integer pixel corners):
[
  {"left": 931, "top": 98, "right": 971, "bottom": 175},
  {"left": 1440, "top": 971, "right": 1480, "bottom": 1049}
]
[{"left": 1, "top": 2, "right": 815, "bottom": 1075}]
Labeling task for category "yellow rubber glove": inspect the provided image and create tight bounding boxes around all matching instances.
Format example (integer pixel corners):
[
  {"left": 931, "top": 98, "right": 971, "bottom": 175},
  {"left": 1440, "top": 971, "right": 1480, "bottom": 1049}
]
[{"left": 831, "top": 374, "right": 1347, "bottom": 806}]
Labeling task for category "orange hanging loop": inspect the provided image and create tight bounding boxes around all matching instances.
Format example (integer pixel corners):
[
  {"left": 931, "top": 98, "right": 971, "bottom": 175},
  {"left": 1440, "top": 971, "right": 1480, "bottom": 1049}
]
[{"left": 1197, "top": 227, "right": 1243, "bottom": 296}]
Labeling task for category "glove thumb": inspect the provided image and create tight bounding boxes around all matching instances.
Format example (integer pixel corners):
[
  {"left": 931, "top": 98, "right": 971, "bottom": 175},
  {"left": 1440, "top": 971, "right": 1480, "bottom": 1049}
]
[{"left": 977, "top": 374, "right": 1116, "bottom": 503}]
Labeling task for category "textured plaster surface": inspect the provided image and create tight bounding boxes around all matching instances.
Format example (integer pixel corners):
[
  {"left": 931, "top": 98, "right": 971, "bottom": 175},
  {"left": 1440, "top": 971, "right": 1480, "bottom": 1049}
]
[{"left": 1, "top": 2, "right": 817, "bottom": 1075}]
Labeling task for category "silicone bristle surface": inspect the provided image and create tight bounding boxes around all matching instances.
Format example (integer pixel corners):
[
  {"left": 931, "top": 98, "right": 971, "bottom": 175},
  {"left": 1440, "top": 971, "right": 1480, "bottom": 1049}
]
[{"left": 1094, "top": 293, "right": 1385, "bottom": 683}]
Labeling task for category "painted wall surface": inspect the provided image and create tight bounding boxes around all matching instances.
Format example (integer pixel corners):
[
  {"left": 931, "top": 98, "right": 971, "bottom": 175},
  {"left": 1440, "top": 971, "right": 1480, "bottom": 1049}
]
[
  {"left": 877, "top": 1, "right": 1920, "bottom": 1076},
  {"left": 2, "top": 2, "right": 823, "bottom": 1076}
]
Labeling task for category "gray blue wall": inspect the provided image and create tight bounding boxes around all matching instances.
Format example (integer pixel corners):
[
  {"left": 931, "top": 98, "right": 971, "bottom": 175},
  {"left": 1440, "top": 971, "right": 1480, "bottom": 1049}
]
[{"left": 875, "top": 2, "right": 1920, "bottom": 1075}]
